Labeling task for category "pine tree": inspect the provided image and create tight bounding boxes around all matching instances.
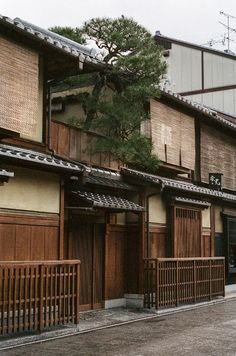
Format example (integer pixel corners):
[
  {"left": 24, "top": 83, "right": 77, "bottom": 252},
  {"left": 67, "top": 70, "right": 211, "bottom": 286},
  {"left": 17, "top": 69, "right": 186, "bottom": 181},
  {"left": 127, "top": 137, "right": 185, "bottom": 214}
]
[{"left": 50, "top": 16, "right": 166, "bottom": 173}]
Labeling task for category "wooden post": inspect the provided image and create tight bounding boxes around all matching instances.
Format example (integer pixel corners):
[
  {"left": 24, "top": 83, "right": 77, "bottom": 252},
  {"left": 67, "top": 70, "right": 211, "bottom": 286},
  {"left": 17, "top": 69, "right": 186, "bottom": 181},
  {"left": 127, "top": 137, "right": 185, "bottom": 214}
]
[
  {"left": 209, "top": 259, "right": 212, "bottom": 300},
  {"left": 156, "top": 259, "right": 159, "bottom": 310},
  {"left": 210, "top": 206, "right": 215, "bottom": 257},
  {"left": 75, "top": 262, "right": 80, "bottom": 325},
  {"left": 194, "top": 260, "right": 197, "bottom": 303},
  {"left": 138, "top": 193, "right": 145, "bottom": 294},
  {"left": 59, "top": 179, "right": 65, "bottom": 260},
  {"left": 223, "top": 259, "right": 225, "bottom": 297},
  {"left": 176, "top": 261, "right": 179, "bottom": 307}
]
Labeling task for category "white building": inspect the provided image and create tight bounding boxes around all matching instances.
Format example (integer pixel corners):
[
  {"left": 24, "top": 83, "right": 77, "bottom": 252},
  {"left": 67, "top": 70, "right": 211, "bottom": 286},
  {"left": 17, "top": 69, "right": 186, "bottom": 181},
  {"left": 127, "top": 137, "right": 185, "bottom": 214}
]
[{"left": 156, "top": 33, "right": 236, "bottom": 117}]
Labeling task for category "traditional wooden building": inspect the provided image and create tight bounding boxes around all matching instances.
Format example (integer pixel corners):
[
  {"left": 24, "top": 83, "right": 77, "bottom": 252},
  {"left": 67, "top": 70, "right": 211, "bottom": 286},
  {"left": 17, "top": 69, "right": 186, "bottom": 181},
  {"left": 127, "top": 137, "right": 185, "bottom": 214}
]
[
  {"left": 0, "top": 14, "right": 232, "bottom": 336},
  {"left": 50, "top": 80, "right": 231, "bottom": 309},
  {"left": 0, "top": 15, "right": 147, "bottom": 335}
]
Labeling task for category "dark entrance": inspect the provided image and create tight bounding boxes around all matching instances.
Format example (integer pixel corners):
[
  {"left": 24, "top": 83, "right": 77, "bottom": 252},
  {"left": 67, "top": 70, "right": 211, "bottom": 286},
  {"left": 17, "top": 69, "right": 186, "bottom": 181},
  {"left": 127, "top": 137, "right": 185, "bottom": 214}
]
[
  {"left": 69, "top": 223, "right": 105, "bottom": 311},
  {"left": 223, "top": 214, "right": 236, "bottom": 284}
]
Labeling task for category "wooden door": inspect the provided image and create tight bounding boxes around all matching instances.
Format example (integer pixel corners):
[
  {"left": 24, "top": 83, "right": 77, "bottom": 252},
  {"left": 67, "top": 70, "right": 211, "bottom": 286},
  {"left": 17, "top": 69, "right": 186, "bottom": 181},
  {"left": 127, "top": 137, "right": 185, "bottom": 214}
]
[
  {"left": 69, "top": 223, "right": 104, "bottom": 311},
  {"left": 172, "top": 206, "right": 202, "bottom": 257}
]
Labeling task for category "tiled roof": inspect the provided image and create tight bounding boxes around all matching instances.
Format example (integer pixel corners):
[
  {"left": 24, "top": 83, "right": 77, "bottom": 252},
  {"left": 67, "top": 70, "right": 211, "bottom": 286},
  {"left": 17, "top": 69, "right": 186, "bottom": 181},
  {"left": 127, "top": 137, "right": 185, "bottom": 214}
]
[
  {"left": 0, "top": 15, "right": 102, "bottom": 67},
  {"left": 172, "top": 197, "right": 211, "bottom": 207},
  {"left": 122, "top": 168, "right": 236, "bottom": 203},
  {"left": 0, "top": 144, "right": 84, "bottom": 174},
  {"left": 161, "top": 88, "right": 236, "bottom": 132},
  {"left": 71, "top": 190, "right": 145, "bottom": 212},
  {"left": 85, "top": 175, "right": 136, "bottom": 191},
  {"left": 0, "top": 169, "right": 14, "bottom": 178}
]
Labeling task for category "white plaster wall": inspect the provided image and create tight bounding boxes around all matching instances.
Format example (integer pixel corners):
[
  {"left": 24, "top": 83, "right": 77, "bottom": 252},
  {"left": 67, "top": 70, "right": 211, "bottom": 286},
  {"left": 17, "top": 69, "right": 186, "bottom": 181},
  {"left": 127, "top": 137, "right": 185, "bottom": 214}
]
[
  {"left": 167, "top": 44, "right": 202, "bottom": 93},
  {"left": 0, "top": 166, "right": 60, "bottom": 213},
  {"left": 202, "top": 208, "right": 210, "bottom": 228},
  {"left": 204, "top": 53, "right": 236, "bottom": 89},
  {"left": 149, "top": 194, "right": 166, "bottom": 224},
  {"left": 215, "top": 206, "right": 223, "bottom": 233}
]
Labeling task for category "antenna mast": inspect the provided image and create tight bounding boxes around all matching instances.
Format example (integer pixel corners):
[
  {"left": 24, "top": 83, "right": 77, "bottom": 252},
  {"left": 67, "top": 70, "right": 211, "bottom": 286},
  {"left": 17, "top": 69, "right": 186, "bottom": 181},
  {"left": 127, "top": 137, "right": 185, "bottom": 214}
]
[{"left": 219, "top": 11, "right": 236, "bottom": 52}]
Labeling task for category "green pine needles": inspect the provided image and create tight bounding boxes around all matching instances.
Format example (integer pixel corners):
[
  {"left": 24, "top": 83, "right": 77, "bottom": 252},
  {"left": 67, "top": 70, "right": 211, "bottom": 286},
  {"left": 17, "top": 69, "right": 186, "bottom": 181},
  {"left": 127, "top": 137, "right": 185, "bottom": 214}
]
[{"left": 51, "top": 16, "right": 166, "bottom": 173}]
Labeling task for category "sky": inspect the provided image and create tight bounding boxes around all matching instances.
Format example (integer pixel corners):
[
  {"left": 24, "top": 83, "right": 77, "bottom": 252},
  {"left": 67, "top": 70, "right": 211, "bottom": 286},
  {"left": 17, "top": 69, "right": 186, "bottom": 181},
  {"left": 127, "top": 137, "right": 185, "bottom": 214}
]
[{"left": 2, "top": 0, "right": 236, "bottom": 52}]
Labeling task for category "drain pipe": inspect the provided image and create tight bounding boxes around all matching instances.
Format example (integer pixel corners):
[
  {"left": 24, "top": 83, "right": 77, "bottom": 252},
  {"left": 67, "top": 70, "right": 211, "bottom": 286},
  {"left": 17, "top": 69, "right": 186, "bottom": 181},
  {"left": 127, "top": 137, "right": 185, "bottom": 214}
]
[{"left": 146, "top": 183, "right": 164, "bottom": 258}]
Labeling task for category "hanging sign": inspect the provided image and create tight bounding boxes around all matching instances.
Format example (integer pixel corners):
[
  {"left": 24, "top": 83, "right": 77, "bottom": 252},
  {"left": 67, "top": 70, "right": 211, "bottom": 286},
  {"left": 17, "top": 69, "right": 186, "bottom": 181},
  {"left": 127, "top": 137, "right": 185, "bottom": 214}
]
[{"left": 209, "top": 173, "right": 223, "bottom": 191}]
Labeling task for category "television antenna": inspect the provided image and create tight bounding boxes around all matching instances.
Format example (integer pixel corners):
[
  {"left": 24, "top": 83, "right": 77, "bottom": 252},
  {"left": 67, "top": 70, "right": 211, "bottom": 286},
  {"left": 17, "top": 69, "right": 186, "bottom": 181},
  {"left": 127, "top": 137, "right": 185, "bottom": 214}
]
[{"left": 219, "top": 11, "right": 236, "bottom": 52}]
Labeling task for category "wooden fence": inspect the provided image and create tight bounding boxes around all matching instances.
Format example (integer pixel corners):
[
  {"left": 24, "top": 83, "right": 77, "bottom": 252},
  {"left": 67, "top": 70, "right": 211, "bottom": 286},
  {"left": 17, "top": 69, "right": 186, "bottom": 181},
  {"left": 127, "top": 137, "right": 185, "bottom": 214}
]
[
  {"left": 0, "top": 260, "right": 80, "bottom": 336},
  {"left": 143, "top": 258, "right": 225, "bottom": 310}
]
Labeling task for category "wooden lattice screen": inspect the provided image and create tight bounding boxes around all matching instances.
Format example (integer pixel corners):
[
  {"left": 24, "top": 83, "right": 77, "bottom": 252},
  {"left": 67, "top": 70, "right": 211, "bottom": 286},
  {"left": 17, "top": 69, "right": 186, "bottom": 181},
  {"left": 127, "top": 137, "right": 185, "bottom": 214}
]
[{"left": 0, "top": 36, "right": 39, "bottom": 137}]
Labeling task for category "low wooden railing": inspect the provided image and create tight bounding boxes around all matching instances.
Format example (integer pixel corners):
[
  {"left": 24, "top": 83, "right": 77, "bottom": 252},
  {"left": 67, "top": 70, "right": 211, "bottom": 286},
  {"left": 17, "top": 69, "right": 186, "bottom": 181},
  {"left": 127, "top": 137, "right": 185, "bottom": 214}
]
[
  {"left": 143, "top": 258, "right": 225, "bottom": 310},
  {"left": 0, "top": 260, "right": 80, "bottom": 336}
]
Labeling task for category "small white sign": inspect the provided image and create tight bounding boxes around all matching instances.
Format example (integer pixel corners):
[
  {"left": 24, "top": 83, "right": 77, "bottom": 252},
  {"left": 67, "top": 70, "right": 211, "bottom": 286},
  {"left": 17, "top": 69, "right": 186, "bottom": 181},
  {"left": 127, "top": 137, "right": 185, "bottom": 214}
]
[{"left": 161, "top": 124, "right": 172, "bottom": 145}]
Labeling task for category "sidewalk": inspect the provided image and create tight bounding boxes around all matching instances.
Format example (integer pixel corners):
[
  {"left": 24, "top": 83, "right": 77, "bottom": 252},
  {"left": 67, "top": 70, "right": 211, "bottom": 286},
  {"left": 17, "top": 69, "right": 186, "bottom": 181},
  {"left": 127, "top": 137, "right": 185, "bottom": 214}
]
[{"left": 1, "top": 292, "right": 236, "bottom": 352}]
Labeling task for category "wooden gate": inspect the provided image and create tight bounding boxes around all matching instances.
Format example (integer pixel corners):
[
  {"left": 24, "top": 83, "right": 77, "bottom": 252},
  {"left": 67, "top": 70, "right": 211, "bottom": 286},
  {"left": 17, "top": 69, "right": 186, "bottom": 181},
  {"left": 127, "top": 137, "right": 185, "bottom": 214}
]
[
  {"left": 69, "top": 224, "right": 104, "bottom": 311},
  {"left": 173, "top": 206, "right": 202, "bottom": 257}
]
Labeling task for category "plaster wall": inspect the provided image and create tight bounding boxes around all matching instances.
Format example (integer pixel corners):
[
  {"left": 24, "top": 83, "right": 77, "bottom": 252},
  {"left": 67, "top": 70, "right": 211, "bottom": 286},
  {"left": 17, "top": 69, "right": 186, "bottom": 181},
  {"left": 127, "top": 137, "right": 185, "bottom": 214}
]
[{"left": 0, "top": 166, "right": 60, "bottom": 213}]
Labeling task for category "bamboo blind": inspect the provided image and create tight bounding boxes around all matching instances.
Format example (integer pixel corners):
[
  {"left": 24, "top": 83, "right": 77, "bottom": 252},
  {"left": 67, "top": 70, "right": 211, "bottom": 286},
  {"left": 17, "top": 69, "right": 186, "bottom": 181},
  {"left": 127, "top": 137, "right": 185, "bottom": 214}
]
[
  {"left": 150, "top": 99, "right": 195, "bottom": 170},
  {"left": 201, "top": 123, "right": 236, "bottom": 191},
  {"left": 0, "top": 36, "right": 39, "bottom": 137}
]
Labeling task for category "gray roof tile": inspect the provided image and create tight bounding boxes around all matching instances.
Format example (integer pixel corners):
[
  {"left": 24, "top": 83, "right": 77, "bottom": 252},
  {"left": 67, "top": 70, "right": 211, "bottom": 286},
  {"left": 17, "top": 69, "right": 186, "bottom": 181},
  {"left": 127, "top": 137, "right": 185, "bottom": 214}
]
[
  {"left": 72, "top": 190, "right": 144, "bottom": 212},
  {"left": 122, "top": 168, "right": 236, "bottom": 203},
  {"left": 0, "top": 15, "right": 103, "bottom": 67},
  {"left": 0, "top": 144, "right": 84, "bottom": 174}
]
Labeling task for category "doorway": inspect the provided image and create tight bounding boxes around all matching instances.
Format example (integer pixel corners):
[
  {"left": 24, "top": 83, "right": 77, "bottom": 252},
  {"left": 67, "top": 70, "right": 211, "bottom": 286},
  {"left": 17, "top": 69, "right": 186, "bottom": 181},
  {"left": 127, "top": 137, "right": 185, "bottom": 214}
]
[{"left": 69, "top": 223, "right": 105, "bottom": 311}]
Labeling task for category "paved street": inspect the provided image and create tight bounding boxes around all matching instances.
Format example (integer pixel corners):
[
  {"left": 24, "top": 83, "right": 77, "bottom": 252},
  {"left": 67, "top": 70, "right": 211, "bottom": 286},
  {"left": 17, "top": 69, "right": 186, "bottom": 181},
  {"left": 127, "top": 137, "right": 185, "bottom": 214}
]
[{"left": 2, "top": 300, "right": 236, "bottom": 356}]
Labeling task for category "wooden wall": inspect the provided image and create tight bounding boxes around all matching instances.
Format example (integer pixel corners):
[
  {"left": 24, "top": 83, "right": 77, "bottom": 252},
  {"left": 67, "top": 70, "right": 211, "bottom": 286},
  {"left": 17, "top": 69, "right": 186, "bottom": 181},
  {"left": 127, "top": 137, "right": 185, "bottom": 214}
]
[
  {"left": 105, "top": 224, "right": 126, "bottom": 300},
  {"left": 201, "top": 123, "right": 236, "bottom": 191},
  {"left": 202, "top": 227, "right": 211, "bottom": 257},
  {"left": 0, "top": 213, "right": 60, "bottom": 261},
  {"left": 150, "top": 224, "right": 166, "bottom": 258},
  {"left": 51, "top": 120, "right": 120, "bottom": 170},
  {"left": 126, "top": 225, "right": 140, "bottom": 294}
]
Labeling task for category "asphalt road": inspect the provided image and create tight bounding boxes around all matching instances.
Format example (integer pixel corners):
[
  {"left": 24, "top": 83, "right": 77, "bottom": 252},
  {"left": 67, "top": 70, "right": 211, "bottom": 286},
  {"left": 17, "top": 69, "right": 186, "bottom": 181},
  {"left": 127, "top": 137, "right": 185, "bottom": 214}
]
[{"left": 2, "top": 300, "right": 236, "bottom": 356}]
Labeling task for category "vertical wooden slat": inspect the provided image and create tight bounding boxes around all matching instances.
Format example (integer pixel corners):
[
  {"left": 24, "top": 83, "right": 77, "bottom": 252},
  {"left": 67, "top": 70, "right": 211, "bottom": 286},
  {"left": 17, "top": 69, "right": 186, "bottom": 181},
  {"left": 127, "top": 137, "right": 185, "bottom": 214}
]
[
  {"left": 29, "top": 267, "right": 33, "bottom": 330},
  {"left": 1, "top": 268, "right": 5, "bottom": 335},
  {"left": 67, "top": 265, "right": 70, "bottom": 323},
  {"left": 45, "top": 266, "right": 48, "bottom": 328},
  {"left": 63, "top": 266, "right": 66, "bottom": 324},
  {"left": 39, "top": 265, "right": 44, "bottom": 331},
  {"left": 54, "top": 266, "right": 57, "bottom": 325},
  {"left": 49, "top": 266, "right": 53, "bottom": 327},
  {"left": 34, "top": 266, "right": 38, "bottom": 330},
  {"left": 71, "top": 265, "right": 75, "bottom": 323},
  {"left": 7, "top": 268, "right": 12, "bottom": 334},
  {"left": 13, "top": 267, "right": 17, "bottom": 333}
]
